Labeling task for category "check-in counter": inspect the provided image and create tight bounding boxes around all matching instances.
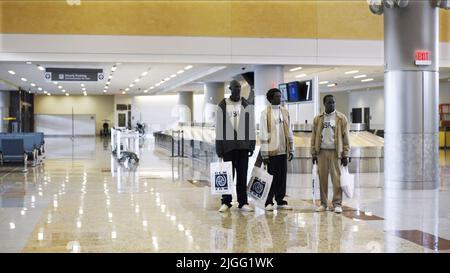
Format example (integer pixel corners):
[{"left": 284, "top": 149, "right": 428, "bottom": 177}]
[{"left": 154, "top": 126, "right": 384, "bottom": 173}]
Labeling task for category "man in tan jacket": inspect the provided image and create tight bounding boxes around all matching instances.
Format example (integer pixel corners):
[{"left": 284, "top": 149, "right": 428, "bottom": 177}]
[{"left": 311, "top": 94, "right": 350, "bottom": 213}]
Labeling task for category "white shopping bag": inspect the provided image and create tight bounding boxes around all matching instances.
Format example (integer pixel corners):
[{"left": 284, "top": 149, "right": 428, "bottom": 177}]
[
  {"left": 312, "top": 163, "right": 319, "bottom": 205},
  {"left": 247, "top": 166, "right": 273, "bottom": 209},
  {"left": 340, "top": 166, "right": 354, "bottom": 198},
  {"left": 210, "top": 161, "right": 234, "bottom": 195}
]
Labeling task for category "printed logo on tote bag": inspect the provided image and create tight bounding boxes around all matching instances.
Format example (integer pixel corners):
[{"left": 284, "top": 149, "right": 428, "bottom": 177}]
[
  {"left": 214, "top": 171, "right": 229, "bottom": 190},
  {"left": 249, "top": 177, "right": 266, "bottom": 199}
]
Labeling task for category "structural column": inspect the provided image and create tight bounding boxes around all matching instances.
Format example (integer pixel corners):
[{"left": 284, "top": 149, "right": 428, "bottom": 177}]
[
  {"left": 178, "top": 91, "right": 194, "bottom": 124},
  {"left": 203, "top": 82, "right": 224, "bottom": 124},
  {"left": 384, "top": 2, "right": 439, "bottom": 189},
  {"left": 254, "top": 65, "right": 284, "bottom": 126}
]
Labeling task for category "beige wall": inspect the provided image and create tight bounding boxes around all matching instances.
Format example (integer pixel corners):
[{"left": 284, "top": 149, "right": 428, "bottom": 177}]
[{"left": 34, "top": 95, "right": 114, "bottom": 135}]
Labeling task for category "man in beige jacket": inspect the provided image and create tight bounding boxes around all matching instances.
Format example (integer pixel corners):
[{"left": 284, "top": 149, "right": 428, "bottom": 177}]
[{"left": 311, "top": 94, "right": 350, "bottom": 214}]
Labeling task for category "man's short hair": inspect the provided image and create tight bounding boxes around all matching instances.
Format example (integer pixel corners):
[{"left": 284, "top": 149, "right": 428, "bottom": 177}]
[
  {"left": 266, "top": 88, "right": 281, "bottom": 102},
  {"left": 323, "top": 94, "right": 335, "bottom": 104}
]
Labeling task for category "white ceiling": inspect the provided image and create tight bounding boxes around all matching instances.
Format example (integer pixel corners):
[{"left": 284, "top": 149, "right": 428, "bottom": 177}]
[{"left": 1, "top": 61, "right": 450, "bottom": 96}]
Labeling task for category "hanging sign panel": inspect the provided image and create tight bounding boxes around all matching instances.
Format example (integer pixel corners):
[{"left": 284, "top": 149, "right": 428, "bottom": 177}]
[{"left": 45, "top": 68, "right": 104, "bottom": 82}]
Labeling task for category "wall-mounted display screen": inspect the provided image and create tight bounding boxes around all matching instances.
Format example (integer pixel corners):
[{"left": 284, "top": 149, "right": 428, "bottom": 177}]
[
  {"left": 279, "top": 83, "right": 288, "bottom": 102},
  {"left": 286, "top": 80, "right": 312, "bottom": 103}
]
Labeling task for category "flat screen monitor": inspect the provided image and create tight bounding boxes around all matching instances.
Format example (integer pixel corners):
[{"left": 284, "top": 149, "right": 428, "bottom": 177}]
[
  {"left": 298, "top": 80, "right": 312, "bottom": 101},
  {"left": 278, "top": 83, "right": 288, "bottom": 102},
  {"left": 287, "top": 81, "right": 300, "bottom": 102}
]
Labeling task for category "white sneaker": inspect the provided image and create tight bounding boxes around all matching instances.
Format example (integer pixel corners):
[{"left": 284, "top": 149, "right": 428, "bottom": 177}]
[
  {"left": 265, "top": 204, "right": 274, "bottom": 211},
  {"left": 218, "top": 204, "right": 230, "bottom": 213},
  {"left": 334, "top": 206, "right": 343, "bottom": 214},
  {"left": 315, "top": 205, "right": 327, "bottom": 212},
  {"left": 240, "top": 204, "right": 254, "bottom": 212},
  {"left": 277, "top": 204, "right": 293, "bottom": 210}
]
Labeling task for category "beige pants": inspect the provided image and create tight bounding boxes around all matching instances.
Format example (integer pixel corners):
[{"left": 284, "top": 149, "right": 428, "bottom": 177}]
[{"left": 318, "top": 149, "right": 342, "bottom": 208}]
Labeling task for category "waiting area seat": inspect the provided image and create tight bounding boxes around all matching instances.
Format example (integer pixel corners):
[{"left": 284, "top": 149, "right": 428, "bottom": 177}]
[{"left": 0, "top": 132, "right": 45, "bottom": 167}]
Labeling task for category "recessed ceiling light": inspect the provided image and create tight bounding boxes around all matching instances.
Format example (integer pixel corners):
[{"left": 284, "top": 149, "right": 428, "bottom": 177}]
[
  {"left": 295, "top": 74, "right": 307, "bottom": 78},
  {"left": 65, "top": 93, "right": 69, "bottom": 96},
  {"left": 150, "top": 86, "right": 154, "bottom": 89},
  {"left": 184, "top": 65, "right": 193, "bottom": 70},
  {"left": 125, "top": 88, "right": 129, "bottom": 91},
  {"left": 345, "top": 70, "right": 359, "bottom": 74},
  {"left": 26, "top": 61, "right": 32, "bottom": 64},
  {"left": 37, "top": 65, "right": 45, "bottom": 71},
  {"left": 43, "top": 91, "right": 48, "bottom": 94},
  {"left": 111, "top": 66, "right": 117, "bottom": 72},
  {"left": 177, "top": 70, "right": 184, "bottom": 74},
  {"left": 319, "top": 81, "right": 329, "bottom": 85},
  {"left": 129, "top": 84, "right": 134, "bottom": 88},
  {"left": 361, "top": 78, "right": 374, "bottom": 82},
  {"left": 134, "top": 78, "right": 140, "bottom": 83},
  {"left": 21, "top": 78, "right": 27, "bottom": 82},
  {"left": 354, "top": 74, "right": 367, "bottom": 79},
  {"left": 105, "top": 86, "right": 109, "bottom": 89},
  {"left": 164, "top": 77, "right": 170, "bottom": 81},
  {"left": 289, "top": 66, "right": 303, "bottom": 72},
  {"left": 47, "top": 93, "right": 51, "bottom": 96},
  {"left": 327, "top": 83, "right": 337, "bottom": 87},
  {"left": 141, "top": 71, "right": 148, "bottom": 76},
  {"left": 143, "top": 90, "right": 148, "bottom": 93},
  {"left": 38, "top": 87, "right": 42, "bottom": 91},
  {"left": 62, "top": 90, "right": 66, "bottom": 92},
  {"left": 82, "top": 88, "right": 86, "bottom": 91},
  {"left": 155, "top": 83, "right": 161, "bottom": 86},
  {"left": 103, "top": 90, "right": 107, "bottom": 93},
  {"left": 8, "top": 70, "right": 15, "bottom": 75},
  {"left": 53, "top": 82, "right": 58, "bottom": 85},
  {"left": 30, "top": 83, "right": 36, "bottom": 87},
  {"left": 58, "top": 86, "right": 62, "bottom": 89},
  {"left": 108, "top": 75, "right": 113, "bottom": 79},
  {"left": 81, "top": 84, "right": 85, "bottom": 87},
  {"left": 106, "top": 82, "right": 110, "bottom": 86},
  {"left": 170, "top": 74, "right": 176, "bottom": 78}
]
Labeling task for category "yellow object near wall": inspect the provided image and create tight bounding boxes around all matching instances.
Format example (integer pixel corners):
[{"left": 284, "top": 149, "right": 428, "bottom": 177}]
[{"left": 439, "top": 131, "right": 450, "bottom": 148}]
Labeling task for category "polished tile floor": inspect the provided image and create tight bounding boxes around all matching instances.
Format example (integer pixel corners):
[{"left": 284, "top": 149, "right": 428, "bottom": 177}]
[{"left": 0, "top": 136, "right": 449, "bottom": 253}]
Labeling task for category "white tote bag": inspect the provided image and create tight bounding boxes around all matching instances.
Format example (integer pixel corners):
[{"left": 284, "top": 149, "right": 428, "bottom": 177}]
[
  {"left": 210, "top": 160, "right": 234, "bottom": 195},
  {"left": 340, "top": 166, "right": 354, "bottom": 199},
  {"left": 247, "top": 166, "right": 273, "bottom": 209}
]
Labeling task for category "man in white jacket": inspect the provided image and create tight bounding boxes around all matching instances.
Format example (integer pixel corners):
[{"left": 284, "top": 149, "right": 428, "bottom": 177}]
[{"left": 259, "top": 88, "right": 294, "bottom": 211}]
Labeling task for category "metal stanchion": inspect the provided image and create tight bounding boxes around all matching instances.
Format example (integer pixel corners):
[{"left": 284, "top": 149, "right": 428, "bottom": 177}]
[
  {"left": 171, "top": 130, "right": 175, "bottom": 157},
  {"left": 181, "top": 130, "right": 184, "bottom": 158}
]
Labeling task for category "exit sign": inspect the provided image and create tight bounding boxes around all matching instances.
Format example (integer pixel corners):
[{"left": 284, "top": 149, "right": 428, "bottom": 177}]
[{"left": 415, "top": 50, "right": 432, "bottom": 66}]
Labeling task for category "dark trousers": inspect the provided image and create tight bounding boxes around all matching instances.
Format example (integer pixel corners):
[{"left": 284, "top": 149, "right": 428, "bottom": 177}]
[
  {"left": 266, "top": 154, "right": 288, "bottom": 206},
  {"left": 221, "top": 149, "right": 249, "bottom": 207}
]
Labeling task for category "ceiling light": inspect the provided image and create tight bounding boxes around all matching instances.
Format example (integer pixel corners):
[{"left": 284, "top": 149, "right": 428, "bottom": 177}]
[
  {"left": 345, "top": 70, "right": 359, "bottom": 74},
  {"left": 82, "top": 88, "right": 86, "bottom": 91},
  {"left": 105, "top": 86, "right": 109, "bottom": 89},
  {"left": 155, "top": 83, "right": 161, "bottom": 86},
  {"left": 106, "top": 82, "right": 110, "bottom": 86},
  {"left": 65, "top": 93, "right": 69, "bottom": 96},
  {"left": 53, "top": 82, "right": 58, "bottom": 85},
  {"left": 103, "top": 90, "right": 107, "bottom": 93},
  {"left": 319, "top": 81, "right": 329, "bottom": 85},
  {"left": 150, "top": 86, "right": 154, "bottom": 89},
  {"left": 58, "top": 86, "right": 62, "bottom": 89},
  {"left": 164, "top": 77, "right": 170, "bottom": 81},
  {"left": 43, "top": 91, "right": 48, "bottom": 94},
  {"left": 289, "top": 66, "right": 303, "bottom": 72},
  {"left": 21, "top": 78, "right": 27, "bottom": 82},
  {"left": 37, "top": 65, "right": 45, "bottom": 71},
  {"left": 38, "top": 87, "right": 42, "bottom": 91},
  {"left": 8, "top": 70, "right": 15, "bottom": 75},
  {"left": 361, "top": 78, "right": 374, "bottom": 82},
  {"left": 125, "top": 88, "right": 129, "bottom": 91},
  {"left": 108, "top": 75, "right": 113, "bottom": 79},
  {"left": 354, "top": 74, "right": 367, "bottom": 79},
  {"left": 143, "top": 90, "right": 148, "bottom": 93},
  {"left": 30, "top": 83, "right": 36, "bottom": 87},
  {"left": 295, "top": 74, "right": 307, "bottom": 78},
  {"left": 134, "top": 78, "right": 140, "bottom": 83},
  {"left": 26, "top": 61, "right": 32, "bottom": 64},
  {"left": 122, "top": 91, "right": 126, "bottom": 94},
  {"left": 327, "top": 83, "right": 337, "bottom": 87},
  {"left": 170, "top": 74, "right": 176, "bottom": 78},
  {"left": 184, "top": 65, "right": 193, "bottom": 70},
  {"left": 177, "top": 70, "right": 184, "bottom": 74},
  {"left": 129, "top": 84, "right": 134, "bottom": 88},
  {"left": 111, "top": 66, "right": 117, "bottom": 72},
  {"left": 62, "top": 89, "right": 66, "bottom": 92},
  {"left": 141, "top": 71, "right": 148, "bottom": 76},
  {"left": 47, "top": 93, "right": 51, "bottom": 96},
  {"left": 81, "top": 84, "right": 85, "bottom": 87}
]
